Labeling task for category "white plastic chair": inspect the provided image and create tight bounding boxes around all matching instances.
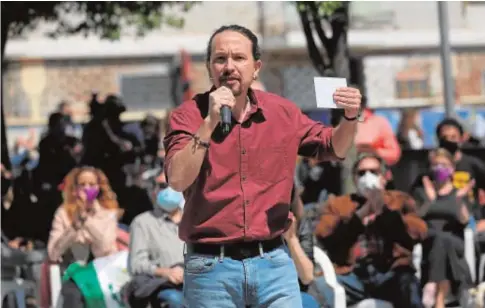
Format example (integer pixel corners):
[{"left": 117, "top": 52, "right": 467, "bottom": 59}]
[
  {"left": 313, "top": 246, "right": 393, "bottom": 308},
  {"left": 313, "top": 246, "right": 347, "bottom": 308},
  {"left": 464, "top": 228, "right": 476, "bottom": 283},
  {"left": 313, "top": 227, "right": 475, "bottom": 308},
  {"left": 49, "top": 264, "right": 62, "bottom": 308}
]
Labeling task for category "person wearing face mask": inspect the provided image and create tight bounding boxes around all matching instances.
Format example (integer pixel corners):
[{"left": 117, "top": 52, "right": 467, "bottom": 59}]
[
  {"left": 312, "top": 153, "right": 427, "bottom": 308},
  {"left": 127, "top": 187, "right": 185, "bottom": 308},
  {"left": 47, "top": 166, "right": 121, "bottom": 308},
  {"left": 412, "top": 148, "right": 475, "bottom": 308},
  {"left": 411, "top": 118, "right": 485, "bottom": 221}
]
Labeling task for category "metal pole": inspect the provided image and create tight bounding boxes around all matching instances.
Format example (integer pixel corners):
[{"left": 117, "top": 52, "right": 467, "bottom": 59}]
[
  {"left": 437, "top": 1, "right": 455, "bottom": 118},
  {"left": 257, "top": 2, "right": 265, "bottom": 47}
]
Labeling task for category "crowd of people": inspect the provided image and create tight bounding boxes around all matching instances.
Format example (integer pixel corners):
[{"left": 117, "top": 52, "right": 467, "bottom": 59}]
[{"left": 2, "top": 23, "right": 485, "bottom": 308}]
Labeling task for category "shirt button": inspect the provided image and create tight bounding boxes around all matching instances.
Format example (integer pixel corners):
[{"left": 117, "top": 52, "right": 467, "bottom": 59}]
[
  {"left": 242, "top": 175, "right": 247, "bottom": 181},
  {"left": 244, "top": 200, "right": 249, "bottom": 206},
  {"left": 241, "top": 148, "right": 246, "bottom": 155}
]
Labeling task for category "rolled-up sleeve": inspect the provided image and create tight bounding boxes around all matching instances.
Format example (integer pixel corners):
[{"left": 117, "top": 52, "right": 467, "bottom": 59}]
[
  {"left": 128, "top": 217, "right": 157, "bottom": 276},
  {"left": 295, "top": 109, "right": 339, "bottom": 162},
  {"left": 163, "top": 102, "right": 203, "bottom": 181}
]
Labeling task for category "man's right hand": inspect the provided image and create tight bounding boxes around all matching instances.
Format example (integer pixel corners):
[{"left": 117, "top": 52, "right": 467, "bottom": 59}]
[{"left": 206, "top": 86, "right": 236, "bottom": 131}]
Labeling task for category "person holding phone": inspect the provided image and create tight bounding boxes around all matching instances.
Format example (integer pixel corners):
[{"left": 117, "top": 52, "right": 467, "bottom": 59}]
[{"left": 47, "top": 166, "right": 121, "bottom": 308}]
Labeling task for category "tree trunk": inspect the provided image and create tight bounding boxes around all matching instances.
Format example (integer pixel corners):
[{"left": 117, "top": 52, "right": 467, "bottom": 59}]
[
  {"left": 298, "top": 2, "right": 357, "bottom": 194},
  {"left": 332, "top": 20, "right": 357, "bottom": 195}
]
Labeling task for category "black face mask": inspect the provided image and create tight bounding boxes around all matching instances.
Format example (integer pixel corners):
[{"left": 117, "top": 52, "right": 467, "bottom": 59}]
[{"left": 438, "top": 138, "right": 460, "bottom": 155}]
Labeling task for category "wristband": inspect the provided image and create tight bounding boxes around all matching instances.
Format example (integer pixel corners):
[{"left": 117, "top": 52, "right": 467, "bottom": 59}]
[
  {"left": 343, "top": 114, "right": 358, "bottom": 121},
  {"left": 344, "top": 107, "right": 364, "bottom": 122},
  {"left": 193, "top": 135, "right": 210, "bottom": 149}
]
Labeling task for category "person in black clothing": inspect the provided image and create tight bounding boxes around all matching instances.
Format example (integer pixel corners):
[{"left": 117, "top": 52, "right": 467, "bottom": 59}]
[
  {"left": 284, "top": 185, "right": 323, "bottom": 308},
  {"left": 296, "top": 158, "right": 341, "bottom": 205},
  {"left": 413, "top": 148, "right": 474, "bottom": 308},
  {"left": 33, "top": 112, "right": 82, "bottom": 241},
  {"left": 36, "top": 112, "right": 81, "bottom": 192},
  {"left": 81, "top": 95, "right": 137, "bottom": 192},
  {"left": 411, "top": 118, "right": 485, "bottom": 219},
  {"left": 140, "top": 115, "right": 162, "bottom": 168}
]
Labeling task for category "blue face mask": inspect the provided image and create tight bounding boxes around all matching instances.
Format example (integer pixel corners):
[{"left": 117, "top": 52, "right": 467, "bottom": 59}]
[{"left": 156, "top": 187, "right": 184, "bottom": 212}]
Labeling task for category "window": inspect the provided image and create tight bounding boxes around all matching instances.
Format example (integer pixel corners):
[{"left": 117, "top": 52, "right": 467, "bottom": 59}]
[
  {"left": 395, "top": 79, "right": 430, "bottom": 99},
  {"left": 120, "top": 70, "right": 173, "bottom": 111},
  {"left": 281, "top": 64, "right": 320, "bottom": 111}
]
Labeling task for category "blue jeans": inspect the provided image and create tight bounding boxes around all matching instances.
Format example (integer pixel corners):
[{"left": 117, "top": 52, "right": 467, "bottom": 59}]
[
  {"left": 183, "top": 245, "right": 302, "bottom": 308},
  {"left": 313, "top": 264, "right": 422, "bottom": 308},
  {"left": 301, "top": 292, "right": 320, "bottom": 308},
  {"left": 158, "top": 288, "right": 183, "bottom": 308}
]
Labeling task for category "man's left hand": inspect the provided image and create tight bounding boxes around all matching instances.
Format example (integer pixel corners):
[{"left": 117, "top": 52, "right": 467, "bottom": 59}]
[{"left": 333, "top": 87, "right": 362, "bottom": 118}]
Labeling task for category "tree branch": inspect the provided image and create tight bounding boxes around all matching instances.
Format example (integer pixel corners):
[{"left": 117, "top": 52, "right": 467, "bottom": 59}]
[
  {"left": 297, "top": 6, "right": 327, "bottom": 75},
  {"left": 308, "top": 2, "right": 331, "bottom": 52}
]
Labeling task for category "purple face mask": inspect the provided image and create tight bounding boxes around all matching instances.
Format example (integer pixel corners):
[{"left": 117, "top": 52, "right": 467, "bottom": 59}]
[
  {"left": 431, "top": 165, "right": 453, "bottom": 183},
  {"left": 82, "top": 187, "right": 99, "bottom": 202}
]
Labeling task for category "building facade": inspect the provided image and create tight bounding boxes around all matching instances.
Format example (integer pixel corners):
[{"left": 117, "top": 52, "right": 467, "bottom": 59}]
[{"left": 3, "top": 1, "right": 485, "bottom": 129}]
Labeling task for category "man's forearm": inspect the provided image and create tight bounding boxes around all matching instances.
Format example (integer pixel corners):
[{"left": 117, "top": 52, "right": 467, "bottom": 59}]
[
  {"left": 167, "top": 119, "right": 214, "bottom": 192},
  {"left": 331, "top": 118, "right": 358, "bottom": 158},
  {"left": 286, "top": 237, "right": 314, "bottom": 285}
]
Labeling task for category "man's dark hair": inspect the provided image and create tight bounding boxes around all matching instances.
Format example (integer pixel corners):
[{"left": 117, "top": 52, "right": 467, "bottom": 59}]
[
  {"left": 206, "top": 25, "right": 261, "bottom": 63},
  {"left": 352, "top": 152, "right": 387, "bottom": 175},
  {"left": 436, "top": 117, "right": 464, "bottom": 137}
]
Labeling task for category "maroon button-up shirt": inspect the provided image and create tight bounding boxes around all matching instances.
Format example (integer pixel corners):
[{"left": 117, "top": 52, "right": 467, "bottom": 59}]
[{"left": 164, "top": 88, "right": 339, "bottom": 244}]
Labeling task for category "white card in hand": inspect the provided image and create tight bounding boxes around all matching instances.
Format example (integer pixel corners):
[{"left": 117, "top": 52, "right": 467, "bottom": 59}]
[{"left": 314, "top": 77, "right": 347, "bottom": 109}]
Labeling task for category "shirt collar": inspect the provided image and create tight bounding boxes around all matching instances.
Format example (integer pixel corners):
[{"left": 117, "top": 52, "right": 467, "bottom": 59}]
[
  {"left": 207, "top": 86, "right": 265, "bottom": 116},
  {"left": 153, "top": 207, "right": 173, "bottom": 221}
]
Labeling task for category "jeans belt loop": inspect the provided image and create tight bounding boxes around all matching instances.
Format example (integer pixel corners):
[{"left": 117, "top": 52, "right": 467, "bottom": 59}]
[
  {"left": 219, "top": 245, "right": 225, "bottom": 261},
  {"left": 258, "top": 242, "right": 264, "bottom": 257}
]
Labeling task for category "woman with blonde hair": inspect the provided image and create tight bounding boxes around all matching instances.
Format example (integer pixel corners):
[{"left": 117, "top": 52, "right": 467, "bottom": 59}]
[
  {"left": 415, "top": 148, "right": 475, "bottom": 308},
  {"left": 47, "top": 166, "right": 121, "bottom": 307}
]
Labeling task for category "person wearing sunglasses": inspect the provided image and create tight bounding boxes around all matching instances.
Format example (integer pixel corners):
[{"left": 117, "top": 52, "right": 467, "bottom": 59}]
[
  {"left": 413, "top": 148, "right": 475, "bottom": 308},
  {"left": 312, "top": 153, "right": 427, "bottom": 308}
]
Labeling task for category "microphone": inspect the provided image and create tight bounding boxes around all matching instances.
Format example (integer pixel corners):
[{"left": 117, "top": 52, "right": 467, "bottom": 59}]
[{"left": 220, "top": 105, "right": 232, "bottom": 135}]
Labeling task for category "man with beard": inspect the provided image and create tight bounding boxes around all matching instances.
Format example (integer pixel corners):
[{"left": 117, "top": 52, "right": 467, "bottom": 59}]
[{"left": 164, "top": 24, "right": 362, "bottom": 307}]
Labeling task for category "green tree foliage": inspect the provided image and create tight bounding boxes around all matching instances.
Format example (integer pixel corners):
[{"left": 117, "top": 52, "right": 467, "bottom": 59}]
[
  {"left": 1, "top": 1, "right": 196, "bottom": 55},
  {"left": 0, "top": 1, "right": 195, "bottom": 168},
  {"left": 295, "top": 1, "right": 349, "bottom": 77}
]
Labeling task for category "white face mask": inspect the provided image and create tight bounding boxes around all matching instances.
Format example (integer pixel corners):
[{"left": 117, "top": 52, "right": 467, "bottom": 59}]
[{"left": 357, "top": 171, "right": 381, "bottom": 195}]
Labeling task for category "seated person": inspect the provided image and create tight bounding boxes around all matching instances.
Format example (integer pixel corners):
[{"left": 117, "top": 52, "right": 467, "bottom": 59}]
[
  {"left": 312, "top": 153, "right": 427, "bottom": 308},
  {"left": 127, "top": 187, "right": 185, "bottom": 308},
  {"left": 411, "top": 118, "right": 485, "bottom": 226},
  {"left": 413, "top": 148, "right": 474, "bottom": 308},
  {"left": 47, "top": 166, "right": 120, "bottom": 308},
  {"left": 284, "top": 185, "right": 322, "bottom": 308}
]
